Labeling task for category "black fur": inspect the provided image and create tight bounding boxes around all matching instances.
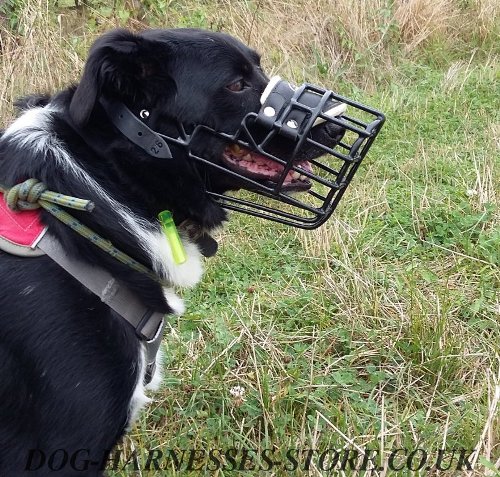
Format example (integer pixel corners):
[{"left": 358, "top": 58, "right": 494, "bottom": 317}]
[{"left": 0, "top": 28, "right": 342, "bottom": 476}]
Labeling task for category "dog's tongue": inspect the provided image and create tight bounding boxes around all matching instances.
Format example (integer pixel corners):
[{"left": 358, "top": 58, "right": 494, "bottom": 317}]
[{"left": 223, "top": 145, "right": 312, "bottom": 184}]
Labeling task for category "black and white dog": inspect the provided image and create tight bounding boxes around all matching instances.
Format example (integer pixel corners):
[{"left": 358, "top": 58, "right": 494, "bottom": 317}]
[{"left": 0, "top": 28, "right": 344, "bottom": 476}]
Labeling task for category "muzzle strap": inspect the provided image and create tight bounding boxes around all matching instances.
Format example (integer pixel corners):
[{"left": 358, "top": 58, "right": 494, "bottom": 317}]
[
  {"left": 256, "top": 76, "right": 348, "bottom": 140},
  {"left": 100, "top": 97, "right": 172, "bottom": 159}
]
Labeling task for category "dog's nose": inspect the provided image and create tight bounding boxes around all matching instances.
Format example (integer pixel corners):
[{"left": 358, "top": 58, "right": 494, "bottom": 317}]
[{"left": 324, "top": 122, "right": 345, "bottom": 144}]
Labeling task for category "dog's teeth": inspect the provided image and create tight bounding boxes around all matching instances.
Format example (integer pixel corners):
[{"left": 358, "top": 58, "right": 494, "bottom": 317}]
[
  {"left": 243, "top": 154, "right": 252, "bottom": 162},
  {"left": 291, "top": 171, "right": 301, "bottom": 180},
  {"left": 299, "top": 174, "right": 307, "bottom": 181},
  {"left": 232, "top": 144, "right": 241, "bottom": 153}
]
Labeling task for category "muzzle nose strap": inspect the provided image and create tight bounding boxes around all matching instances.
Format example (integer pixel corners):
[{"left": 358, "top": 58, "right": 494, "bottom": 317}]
[
  {"left": 257, "top": 76, "right": 347, "bottom": 140},
  {"left": 258, "top": 76, "right": 302, "bottom": 138}
]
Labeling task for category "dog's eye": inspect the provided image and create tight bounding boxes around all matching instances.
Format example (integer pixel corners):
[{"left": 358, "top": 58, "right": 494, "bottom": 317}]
[{"left": 227, "top": 79, "right": 245, "bottom": 92}]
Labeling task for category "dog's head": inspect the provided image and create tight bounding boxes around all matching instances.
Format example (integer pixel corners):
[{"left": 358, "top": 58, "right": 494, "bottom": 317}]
[{"left": 69, "top": 29, "right": 382, "bottom": 229}]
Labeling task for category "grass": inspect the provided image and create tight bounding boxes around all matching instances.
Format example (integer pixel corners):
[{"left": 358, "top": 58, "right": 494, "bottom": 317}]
[{"left": 1, "top": 0, "right": 499, "bottom": 475}]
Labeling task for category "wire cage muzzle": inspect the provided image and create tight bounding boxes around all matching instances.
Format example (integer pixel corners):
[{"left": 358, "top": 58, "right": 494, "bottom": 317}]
[{"left": 186, "top": 86, "right": 385, "bottom": 229}]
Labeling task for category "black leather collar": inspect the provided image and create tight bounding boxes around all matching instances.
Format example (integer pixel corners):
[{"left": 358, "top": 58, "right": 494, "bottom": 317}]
[{"left": 99, "top": 97, "right": 172, "bottom": 159}]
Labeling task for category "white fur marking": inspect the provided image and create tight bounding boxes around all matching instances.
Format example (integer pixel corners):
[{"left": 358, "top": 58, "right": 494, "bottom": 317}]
[
  {"left": 127, "top": 345, "right": 164, "bottom": 427},
  {"left": 127, "top": 346, "right": 151, "bottom": 428},
  {"left": 149, "top": 231, "right": 203, "bottom": 287},
  {"left": 163, "top": 288, "right": 185, "bottom": 315},
  {"left": 3, "top": 107, "right": 51, "bottom": 140},
  {"left": 145, "top": 347, "right": 163, "bottom": 392}
]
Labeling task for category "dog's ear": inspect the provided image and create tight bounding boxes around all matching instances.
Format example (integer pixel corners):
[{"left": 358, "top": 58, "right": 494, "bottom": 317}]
[{"left": 70, "top": 29, "right": 170, "bottom": 127}]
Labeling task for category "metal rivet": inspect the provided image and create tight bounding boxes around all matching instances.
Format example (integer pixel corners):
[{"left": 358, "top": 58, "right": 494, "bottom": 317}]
[
  {"left": 139, "top": 109, "right": 150, "bottom": 119},
  {"left": 286, "top": 119, "right": 298, "bottom": 129},
  {"left": 264, "top": 106, "right": 275, "bottom": 117}
]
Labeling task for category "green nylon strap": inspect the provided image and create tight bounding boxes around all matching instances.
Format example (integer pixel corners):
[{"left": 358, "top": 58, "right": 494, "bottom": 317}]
[{"left": 0, "top": 179, "right": 162, "bottom": 284}]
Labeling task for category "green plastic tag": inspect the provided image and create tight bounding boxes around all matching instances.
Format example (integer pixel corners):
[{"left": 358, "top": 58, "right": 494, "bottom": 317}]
[{"left": 158, "top": 210, "right": 187, "bottom": 265}]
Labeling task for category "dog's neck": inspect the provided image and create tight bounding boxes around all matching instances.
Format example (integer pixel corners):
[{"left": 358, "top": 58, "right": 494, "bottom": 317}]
[{"left": 0, "top": 96, "right": 220, "bottom": 311}]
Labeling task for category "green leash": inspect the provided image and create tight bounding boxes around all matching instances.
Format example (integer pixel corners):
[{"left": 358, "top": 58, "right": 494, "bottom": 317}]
[
  {"left": 0, "top": 178, "right": 164, "bottom": 283},
  {"left": 2, "top": 178, "right": 94, "bottom": 213}
]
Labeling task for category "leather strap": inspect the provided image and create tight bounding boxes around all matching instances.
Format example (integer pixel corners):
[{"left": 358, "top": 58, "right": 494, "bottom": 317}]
[
  {"left": 99, "top": 97, "right": 172, "bottom": 159},
  {"left": 257, "top": 76, "right": 346, "bottom": 140}
]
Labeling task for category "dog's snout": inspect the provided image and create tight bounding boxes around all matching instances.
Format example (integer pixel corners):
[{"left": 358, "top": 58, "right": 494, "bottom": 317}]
[
  {"left": 309, "top": 120, "right": 345, "bottom": 150},
  {"left": 324, "top": 122, "right": 346, "bottom": 144}
]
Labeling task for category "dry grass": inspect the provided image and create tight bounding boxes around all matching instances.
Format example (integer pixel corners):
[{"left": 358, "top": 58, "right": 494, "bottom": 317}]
[
  {"left": 472, "top": 0, "right": 500, "bottom": 40},
  {"left": 202, "top": 0, "right": 499, "bottom": 85},
  {"left": 2, "top": 0, "right": 498, "bottom": 107},
  {"left": 394, "top": 0, "right": 459, "bottom": 51},
  {"left": 0, "top": 0, "right": 86, "bottom": 121}
]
